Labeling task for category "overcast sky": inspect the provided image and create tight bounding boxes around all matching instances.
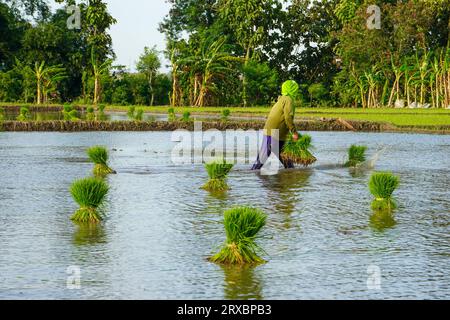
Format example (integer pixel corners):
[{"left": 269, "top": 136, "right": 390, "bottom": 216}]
[{"left": 52, "top": 0, "right": 171, "bottom": 72}]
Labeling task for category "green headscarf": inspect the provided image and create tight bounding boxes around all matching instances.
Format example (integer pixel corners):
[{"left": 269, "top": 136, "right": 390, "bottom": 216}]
[{"left": 282, "top": 80, "right": 299, "bottom": 100}]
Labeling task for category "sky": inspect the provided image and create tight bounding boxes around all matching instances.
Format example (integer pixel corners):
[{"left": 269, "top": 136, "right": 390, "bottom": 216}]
[{"left": 52, "top": 0, "right": 171, "bottom": 72}]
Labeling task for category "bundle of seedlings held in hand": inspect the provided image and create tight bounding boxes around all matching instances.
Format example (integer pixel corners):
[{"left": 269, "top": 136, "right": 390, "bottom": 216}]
[
  {"left": 87, "top": 146, "right": 116, "bottom": 176},
  {"left": 345, "top": 145, "right": 367, "bottom": 167},
  {"left": 202, "top": 159, "right": 234, "bottom": 191},
  {"left": 281, "top": 132, "right": 317, "bottom": 167},
  {"left": 70, "top": 177, "right": 109, "bottom": 223},
  {"left": 209, "top": 207, "right": 267, "bottom": 265},
  {"left": 369, "top": 172, "right": 400, "bottom": 211}
]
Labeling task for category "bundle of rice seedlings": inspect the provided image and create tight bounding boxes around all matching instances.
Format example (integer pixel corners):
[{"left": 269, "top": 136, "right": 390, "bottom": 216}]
[
  {"left": 127, "top": 106, "right": 136, "bottom": 119},
  {"left": 97, "top": 104, "right": 106, "bottom": 113},
  {"left": 369, "top": 172, "right": 400, "bottom": 211},
  {"left": 135, "top": 109, "right": 144, "bottom": 121},
  {"left": 168, "top": 107, "right": 176, "bottom": 121},
  {"left": 87, "top": 146, "right": 116, "bottom": 176},
  {"left": 182, "top": 111, "right": 191, "bottom": 122},
  {"left": 70, "top": 177, "right": 109, "bottom": 223},
  {"left": 86, "top": 106, "right": 95, "bottom": 121},
  {"left": 62, "top": 104, "right": 79, "bottom": 121},
  {"left": 210, "top": 207, "right": 267, "bottom": 265},
  {"left": 345, "top": 145, "right": 367, "bottom": 167},
  {"left": 221, "top": 109, "right": 231, "bottom": 121},
  {"left": 281, "top": 133, "right": 317, "bottom": 167},
  {"left": 16, "top": 106, "right": 30, "bottom": 121},
  {"left": 0, "top": 107, "right": 4, "bottom": 121},
  {"left": 202, "top": 160, "right": 234, "bottom": 191}
]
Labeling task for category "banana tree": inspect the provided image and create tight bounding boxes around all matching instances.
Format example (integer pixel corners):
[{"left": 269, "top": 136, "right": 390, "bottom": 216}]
[
  {"left": 388, "top": 57, "right": 404, "bottom": 107},
  {"left": 91, "top": 48, "right": 112, "bottom": 104},
  {"left": 33, "top": 61, "right": 66, "bottom": 105},
  {"left": 415, "top": 51, "right": 430, "bottom": 105}
]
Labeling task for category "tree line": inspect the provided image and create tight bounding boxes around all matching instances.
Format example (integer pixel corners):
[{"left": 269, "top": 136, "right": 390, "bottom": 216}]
[{"left": 1, "top": 0, "right": 450, "bottom": 108}]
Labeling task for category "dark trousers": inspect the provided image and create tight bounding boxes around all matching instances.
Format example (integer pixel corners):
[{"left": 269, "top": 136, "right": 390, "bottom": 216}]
[{"left": 251, "top": 135, "right": 294, "bottom": 170}]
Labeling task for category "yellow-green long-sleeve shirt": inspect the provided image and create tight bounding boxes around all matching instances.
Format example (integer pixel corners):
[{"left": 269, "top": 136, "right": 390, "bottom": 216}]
[{"left": 263, "top": 95, "right": 296, "bottom": 141}]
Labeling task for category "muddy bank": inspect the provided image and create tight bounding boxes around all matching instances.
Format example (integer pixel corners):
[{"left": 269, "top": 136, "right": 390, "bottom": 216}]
[{"left": 0, "top": 118, "right": 401, "bottom": 133}]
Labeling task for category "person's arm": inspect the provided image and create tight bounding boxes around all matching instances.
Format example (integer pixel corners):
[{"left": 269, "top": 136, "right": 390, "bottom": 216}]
[{"left": 284, "top": 98, "right": 298, "bottom": 140}]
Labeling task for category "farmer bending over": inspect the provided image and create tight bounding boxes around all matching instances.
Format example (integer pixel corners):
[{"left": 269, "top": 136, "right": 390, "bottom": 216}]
[{"left": 252, "top": 80, "right": 299, "bottom": 170}]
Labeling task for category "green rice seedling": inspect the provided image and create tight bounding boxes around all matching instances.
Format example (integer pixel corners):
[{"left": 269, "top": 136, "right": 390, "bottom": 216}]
[
  {"left": 182, "top": 111, "right": 191, "bottom": 122},
  {"left": 86, "top": 106, "right": 95, "bottom": 121},
  {"left": 210, "top": 207, "right": 267, "bottom": 265},
  {"left": 221, "top": 109, "right": 231, "bottom": 121},
  {"left": 369, "top": 172, "right": 400, "bottom": 211},
  {"left": 281, "top": 133, "right": 317, "bottom": 167},
  {"left": 63, "top": 103, "right": 73, "bottom": 113},
  {"left": 135, "top": 109, "right": 144, "bottom": 121},
  {"left": 87, "top": 146, "right": 116, "bottom": 176},
  {"left": 168, "top": 107, "right": 176, "bottom": 121},
  {"left": 202, "top": 159, "right": 234, "bottom": 191},
  {"left": 127, "top": 106, "right": 136, "bottom": 119},
  {"left": 0, "top": 107, "right": 4, "bottom": 122},
  {"left": 345, "top": 145, "right": 367, "bottom": 167},
  {"left": 98, "top": 104, "right": 106, "bottom": 113},
  {"left": 16, "top": 106, "right": 30, "bottom": 121},
  {"left": 70, "top": 177, "right": 109, "bottom": 223},
  {"left": 68, "top": 109, "right": 80, "bottom": 121}
]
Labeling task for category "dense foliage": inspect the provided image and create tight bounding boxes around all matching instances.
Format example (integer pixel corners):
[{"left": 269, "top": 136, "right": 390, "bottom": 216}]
[{"left": 1, "top": 0, "right": 449, "bottom": 108}]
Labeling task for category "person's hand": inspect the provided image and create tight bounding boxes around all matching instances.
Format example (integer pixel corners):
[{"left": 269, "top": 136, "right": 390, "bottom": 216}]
[{"left": 292, "top": 132, "right": 299, "bottom": 142}]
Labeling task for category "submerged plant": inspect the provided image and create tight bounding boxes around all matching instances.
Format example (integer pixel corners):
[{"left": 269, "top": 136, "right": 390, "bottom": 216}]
[
  {"left": 202, "top": 159, "right": 234, "bottom": 191},
  {"left": 210, "top": 207, "right": 267, "bottom": 265},
  {"left": 16, "top": 106, "right": 31, "bottom": 121},
  {"left": 281, "top": 133, "right": 317, "bottom": 167},
  {"left": 70, "top": 177, "right": 109, "bottom": 223},
  {"left": 369, "top": 172, "right": 400, "bottom": 211},
  {"left": 345, "top": 145, "right": 367, "bottom": 167},
  {"left": 87, "top": 146, "right": 116, "bottom": 176}
]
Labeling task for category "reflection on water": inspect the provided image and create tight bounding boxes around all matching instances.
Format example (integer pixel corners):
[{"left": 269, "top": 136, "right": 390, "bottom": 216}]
[
  {"left": 73, "top": 223, "right": 107, "bottom": 246},
  {"left": 222, "top": 265, "right": 263, "bottom": 300},
  {"left": 369, "top": 211, "right": 397, "bottom": 232},
  {"left": 258, "top": 170, "right": 312, "bottom": 228}
]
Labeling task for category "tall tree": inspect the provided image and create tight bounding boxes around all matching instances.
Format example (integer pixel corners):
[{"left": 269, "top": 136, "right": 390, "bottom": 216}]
[{"left": 136, "top": 46, "right": 161, "bottom": 106}]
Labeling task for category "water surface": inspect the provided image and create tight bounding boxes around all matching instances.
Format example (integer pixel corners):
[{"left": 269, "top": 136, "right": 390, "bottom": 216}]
[{"left": 0, "top": 131, "right": 449, "bottom": 299}]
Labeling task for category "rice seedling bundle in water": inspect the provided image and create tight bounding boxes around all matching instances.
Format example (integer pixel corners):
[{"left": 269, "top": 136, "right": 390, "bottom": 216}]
[
  {"left": 16, "top": 106, "right": 30, "bottom": 121},
  {"left": 182, "top": 111, "right": 191, "bottom": 122},
  {"left": 221, "top": 109, "right": 231, "bottom": 121},
  {"left": 369, "top": 172, "right": 400, "bottom": 211},
  {"left": 345, "top": 145, "right": 367, "bottom": 167},
  {"left": 202, "top": 160, "right": 234, "bottom": 191},
  {"left": 210, "top": 207, "right": 267, "bottom": 265},
  {"left": 86, "top": 106, "right": 95, "bottom": 121},
  {"left": 135, "top": 109, "right": 144, "bottom": 121},
  {"left": 70, "top": 177, "right": 109, "bottom": 223},
  {"left": 87, "top": 146, "right": 116, "bottom": 176},
  {"left": 281, "top": 133, "right": 317, "bottom": 167}
]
